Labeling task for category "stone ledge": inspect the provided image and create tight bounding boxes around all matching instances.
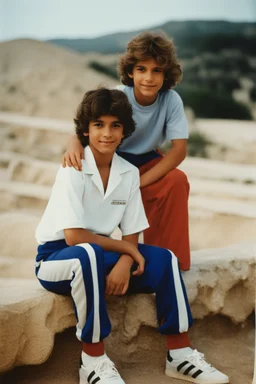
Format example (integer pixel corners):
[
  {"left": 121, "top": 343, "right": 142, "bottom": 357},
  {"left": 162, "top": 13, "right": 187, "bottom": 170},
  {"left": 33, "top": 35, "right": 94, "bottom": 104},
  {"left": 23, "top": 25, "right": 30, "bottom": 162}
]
[
  {"left": 0, "top": 243, "right": 255, "bottom": 372},
  {"left": 0, "top": 278, "right": 75, "bottom": 372}
]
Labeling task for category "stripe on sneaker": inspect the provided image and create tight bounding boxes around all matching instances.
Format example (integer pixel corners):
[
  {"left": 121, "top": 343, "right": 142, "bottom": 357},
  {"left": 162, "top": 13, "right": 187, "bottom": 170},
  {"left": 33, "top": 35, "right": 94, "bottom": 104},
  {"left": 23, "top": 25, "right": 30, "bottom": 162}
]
[
  {"left": 184, "top": 364, "right": 196, "bottom": 375},
  {"left": 88, "top": 370, "right": 96, "bottom": 382},
  {"left": 177, "top": 361, "right": 189, "bottom": 371},
  {"left": 91, "top": 377, "right": 101, "bottom": 384},
  {"left": 192, "top": 369, "right": 203, "bottom": 378},
  {"left": 167, "top": 352, "right": 173, "bottom": 363}
]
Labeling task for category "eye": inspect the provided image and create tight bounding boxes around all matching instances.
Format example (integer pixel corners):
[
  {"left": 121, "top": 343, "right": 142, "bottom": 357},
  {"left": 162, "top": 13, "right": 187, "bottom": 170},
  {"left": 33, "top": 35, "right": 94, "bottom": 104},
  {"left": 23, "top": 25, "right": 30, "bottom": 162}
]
[
  {"left": 94, "top": 122, "right": 103, "bottom": 127},
  {"left": 113, "top": 123, "right": 122, "bottom": 128},
  {"left": 154, "top": 68, "right": 163, "bottom": 73},
  {"left": 137, "top": 67, "right": 145, "bottom": 72}
]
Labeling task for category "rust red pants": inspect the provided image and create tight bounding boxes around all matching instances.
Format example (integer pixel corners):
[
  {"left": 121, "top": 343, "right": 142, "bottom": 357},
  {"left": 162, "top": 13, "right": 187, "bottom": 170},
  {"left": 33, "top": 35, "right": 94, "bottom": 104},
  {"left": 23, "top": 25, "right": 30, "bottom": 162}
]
[{"left": 139, "top": 157, "right": 190, "bottom": 271}]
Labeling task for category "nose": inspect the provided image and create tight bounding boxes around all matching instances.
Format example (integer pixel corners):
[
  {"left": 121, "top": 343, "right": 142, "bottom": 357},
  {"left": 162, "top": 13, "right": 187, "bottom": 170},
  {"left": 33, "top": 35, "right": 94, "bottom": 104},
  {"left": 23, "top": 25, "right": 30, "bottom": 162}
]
[
  {"left": 103, "top": 126, "right": 112, "bottom": 137},
  {"left": 145, "top": 71, "right": 153, "bottom": 82}
]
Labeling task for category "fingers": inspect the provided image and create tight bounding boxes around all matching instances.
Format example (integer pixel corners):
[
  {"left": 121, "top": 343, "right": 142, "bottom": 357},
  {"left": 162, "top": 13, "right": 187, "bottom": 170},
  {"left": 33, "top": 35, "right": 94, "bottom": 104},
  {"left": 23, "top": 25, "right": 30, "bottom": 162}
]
[
  {"left": 69, "top": 153, "right": 80, "bottom": 171},
  {"left": 131, "top": 254, "right": 145, "bottom": 276},
  {"left": 105, "top": 277, "right": 128, "bottom": 296},
  {"left": 61, "top": 154, "right": 66, "bottom": 168},
  {"left": 132, "top": 259, "right": 145, "bottom": 276},
  {"left": 105, "top": 277, "right": 118, "bottom": 296},
  {"left": 62, "top": 152, "right": 83, "bottom": 171},
  {"left": 132, "top": 266, "right": 143, "bottom": 276},
  {"left": 65, "top": 154, "right": 72, "bottom": 168},
  {"left": 105, "top": 277, "right": 113, "bottom": 296},
  {"left": 113, "top": 284, "right": 122, "bottom": 296},
  {"left": 75, "top": 153, "right": 83, "bottom": 171},
  {"left": 121, "top": 282, "right": 129, "bottom": 295}
]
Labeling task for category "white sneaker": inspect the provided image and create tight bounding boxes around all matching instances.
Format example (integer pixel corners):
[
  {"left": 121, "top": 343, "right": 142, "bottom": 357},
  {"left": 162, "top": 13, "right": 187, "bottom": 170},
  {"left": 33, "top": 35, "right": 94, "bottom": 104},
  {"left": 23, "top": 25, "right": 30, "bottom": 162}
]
[
  {"left": 79, "top": 355, "right": 125, "bottom": 384},
  {"left": 165, "top": 349, "right": 229, "bottom": 384}
]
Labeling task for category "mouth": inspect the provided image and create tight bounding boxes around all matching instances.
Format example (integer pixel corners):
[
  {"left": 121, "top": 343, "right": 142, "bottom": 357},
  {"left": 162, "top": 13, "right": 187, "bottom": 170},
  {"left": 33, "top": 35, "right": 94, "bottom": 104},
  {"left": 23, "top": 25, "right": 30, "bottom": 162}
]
[
  {"left": 141, "top": 84, "right": 156, "bottom": 88},
  {"left": 99, "top": 141, "right": 115, "bottom": 145}
]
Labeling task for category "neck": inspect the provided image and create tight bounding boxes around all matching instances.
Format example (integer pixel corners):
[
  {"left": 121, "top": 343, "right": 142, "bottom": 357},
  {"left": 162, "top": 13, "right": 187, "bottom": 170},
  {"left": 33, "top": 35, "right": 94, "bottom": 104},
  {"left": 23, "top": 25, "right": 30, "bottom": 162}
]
[
  {"left": 133, "top": 87, "right": 158, "bottom": 106},
  {"left": 89, "top": 145, "right": 113, "bottom": 169}
]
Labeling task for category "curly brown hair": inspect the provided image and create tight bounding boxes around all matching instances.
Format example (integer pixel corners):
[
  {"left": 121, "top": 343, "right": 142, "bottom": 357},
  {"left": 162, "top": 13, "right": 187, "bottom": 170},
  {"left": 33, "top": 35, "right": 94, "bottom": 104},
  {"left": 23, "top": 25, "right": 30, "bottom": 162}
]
[
  {"left": 74, "top": 87, "right": 136, "bottom": 147},
  {"left": 118, "top": 31, "right": 182, "bottom": 91}
]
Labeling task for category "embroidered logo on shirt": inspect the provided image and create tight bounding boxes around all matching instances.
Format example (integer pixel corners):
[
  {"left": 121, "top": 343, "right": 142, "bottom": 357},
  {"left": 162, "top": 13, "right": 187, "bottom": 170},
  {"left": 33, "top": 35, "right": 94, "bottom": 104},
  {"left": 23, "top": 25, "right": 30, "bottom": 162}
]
[{"left": 111, "top": 200, "right": 126, "bottom": 205}]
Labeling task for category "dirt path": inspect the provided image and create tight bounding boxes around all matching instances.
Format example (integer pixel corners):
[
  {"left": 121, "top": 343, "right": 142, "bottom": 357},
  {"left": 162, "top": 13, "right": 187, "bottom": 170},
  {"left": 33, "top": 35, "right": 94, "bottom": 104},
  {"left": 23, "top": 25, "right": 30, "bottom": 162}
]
[{"left": 1, "top": 315, "right": 254, "bottom": 384}]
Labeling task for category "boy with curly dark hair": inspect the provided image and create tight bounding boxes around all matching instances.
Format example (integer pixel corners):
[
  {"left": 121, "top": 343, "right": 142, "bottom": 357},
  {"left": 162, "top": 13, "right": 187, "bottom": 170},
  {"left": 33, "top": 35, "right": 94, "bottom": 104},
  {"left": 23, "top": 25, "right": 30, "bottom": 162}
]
[
  {"left": 63, "top": 31, "right": 191, "bottom": 272},
  {"left": 36, "top": 87, "right": 229, "bottom": 384}
]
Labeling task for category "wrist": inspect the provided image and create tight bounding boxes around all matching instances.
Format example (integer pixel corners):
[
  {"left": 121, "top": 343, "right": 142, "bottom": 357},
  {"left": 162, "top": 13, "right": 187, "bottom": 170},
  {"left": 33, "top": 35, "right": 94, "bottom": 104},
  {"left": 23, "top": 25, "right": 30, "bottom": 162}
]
[{"left": 119, "top": 254, "right": 134, "bottom": 267}]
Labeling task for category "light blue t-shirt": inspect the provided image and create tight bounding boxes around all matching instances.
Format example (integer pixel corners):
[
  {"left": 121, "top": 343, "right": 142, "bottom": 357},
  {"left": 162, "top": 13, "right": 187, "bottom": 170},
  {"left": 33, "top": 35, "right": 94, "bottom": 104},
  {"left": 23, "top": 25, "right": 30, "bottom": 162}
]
[{"left": 116, "top": 85, "right": 189, "bottom": 155}]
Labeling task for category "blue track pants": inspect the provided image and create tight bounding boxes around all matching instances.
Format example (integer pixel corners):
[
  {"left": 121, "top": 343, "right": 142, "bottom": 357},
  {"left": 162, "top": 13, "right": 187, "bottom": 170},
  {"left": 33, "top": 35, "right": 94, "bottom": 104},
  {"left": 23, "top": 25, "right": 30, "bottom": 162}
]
[{"left": 35, "top": 240, "right": 193, "bottom": 343}]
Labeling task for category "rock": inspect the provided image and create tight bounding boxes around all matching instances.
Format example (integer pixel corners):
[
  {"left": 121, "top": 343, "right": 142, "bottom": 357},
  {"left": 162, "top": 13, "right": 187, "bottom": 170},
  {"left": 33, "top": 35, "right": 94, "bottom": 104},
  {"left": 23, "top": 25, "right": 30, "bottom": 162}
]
[
  {"left": 0, "top": 243, "right": 254, "bottom": 372},
  {"left": 195, "top": 119, "right": 256, "bottom": 164},
  {"left": 0, "top": 257, "right": 35, "bottom": 279},
  {"left": 189, "top": 213, "right": 256, "bottom": 250},
  {"left": 0, "top": 212, "right": 39, "bottom": 258},
  {"left": 0, "top": 278, "right": 75, "bottom": 372},
  {"left": 0, "top": 181, "right": 50, "bottom": 212},
  {"left": 179, "top": 155, "right": 256, "bottom": 183},
  {"left": 186, "top": 243, "right": 256, "bottom": 323}
]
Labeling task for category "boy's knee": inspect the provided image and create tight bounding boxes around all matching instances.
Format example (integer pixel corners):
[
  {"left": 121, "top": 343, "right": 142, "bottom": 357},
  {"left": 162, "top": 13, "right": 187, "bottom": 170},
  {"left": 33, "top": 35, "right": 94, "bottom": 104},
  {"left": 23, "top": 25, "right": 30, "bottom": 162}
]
[
  {"left": 153, "top": 247, "right": 172, "bottom": 269},
  {"left": 166, "top": 169, "right": 188, "bottom": 187},
  {"left": 73, "top": 243, "right": 104, "bottom": 264},
  {"left": 158, "top": 248, "right": 181, "bottom": 275},
  {"left": 89, "top": 243, "right": 104, "bottom": 261}
]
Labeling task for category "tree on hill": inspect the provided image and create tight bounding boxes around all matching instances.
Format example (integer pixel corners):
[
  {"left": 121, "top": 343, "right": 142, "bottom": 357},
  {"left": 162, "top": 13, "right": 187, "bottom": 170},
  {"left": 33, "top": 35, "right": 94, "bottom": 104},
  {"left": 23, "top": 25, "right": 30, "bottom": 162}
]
[{"left": 176, "top": 86, "right": 252, "bottom": 120}]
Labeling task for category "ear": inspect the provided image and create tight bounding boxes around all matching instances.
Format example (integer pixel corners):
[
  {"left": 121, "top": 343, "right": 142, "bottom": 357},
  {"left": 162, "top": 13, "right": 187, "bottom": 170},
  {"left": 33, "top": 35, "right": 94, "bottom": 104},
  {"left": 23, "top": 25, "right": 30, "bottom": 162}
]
[
  {"left": 128, "top": 72, "right": 133, "bottom": 79},
  {"left": 83, "top": 132, "right": 89, "bottom": 137}
]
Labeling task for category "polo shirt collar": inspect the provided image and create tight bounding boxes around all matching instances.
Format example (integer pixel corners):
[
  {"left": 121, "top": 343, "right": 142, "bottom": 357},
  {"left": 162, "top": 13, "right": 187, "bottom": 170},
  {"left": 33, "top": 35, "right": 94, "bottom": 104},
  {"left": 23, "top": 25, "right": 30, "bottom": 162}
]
[{"left": 82, "top": 145, "right": 131, "bottom": 199}]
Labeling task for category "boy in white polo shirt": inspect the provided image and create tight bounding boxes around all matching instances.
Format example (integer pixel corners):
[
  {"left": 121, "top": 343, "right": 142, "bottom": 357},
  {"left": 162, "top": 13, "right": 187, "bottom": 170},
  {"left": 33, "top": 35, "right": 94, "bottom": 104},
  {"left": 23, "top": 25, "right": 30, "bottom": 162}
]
[{"left": 35, "top": 88, "right": 229, "bottom": 384}]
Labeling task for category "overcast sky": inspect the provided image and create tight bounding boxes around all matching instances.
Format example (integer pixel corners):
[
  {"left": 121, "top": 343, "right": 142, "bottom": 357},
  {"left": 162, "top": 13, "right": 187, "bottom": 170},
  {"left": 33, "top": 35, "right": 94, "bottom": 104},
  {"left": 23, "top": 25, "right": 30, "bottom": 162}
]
[{"left": 1, "top": 0, "right": 256, "bottom": 42}]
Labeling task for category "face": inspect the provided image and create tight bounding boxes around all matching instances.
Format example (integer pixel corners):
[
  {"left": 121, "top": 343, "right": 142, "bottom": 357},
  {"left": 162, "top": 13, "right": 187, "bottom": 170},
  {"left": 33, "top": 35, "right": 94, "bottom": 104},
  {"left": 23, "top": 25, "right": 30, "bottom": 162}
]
[
  {"left": 128, "top": 58, "right": 165, "bottom": 105},
  {"left": 84, "top": 115, "right": 124, "bottom": 156}
]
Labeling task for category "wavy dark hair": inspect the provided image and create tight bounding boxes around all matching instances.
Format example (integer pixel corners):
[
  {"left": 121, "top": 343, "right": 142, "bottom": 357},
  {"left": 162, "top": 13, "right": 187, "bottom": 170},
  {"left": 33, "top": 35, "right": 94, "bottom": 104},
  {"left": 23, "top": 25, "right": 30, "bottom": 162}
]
[
  {"left": 118, "top": 31, "right": 182, "bottom": 91},
  {"left": 74, "top": 88, "right": 136, "bottom": 147}
]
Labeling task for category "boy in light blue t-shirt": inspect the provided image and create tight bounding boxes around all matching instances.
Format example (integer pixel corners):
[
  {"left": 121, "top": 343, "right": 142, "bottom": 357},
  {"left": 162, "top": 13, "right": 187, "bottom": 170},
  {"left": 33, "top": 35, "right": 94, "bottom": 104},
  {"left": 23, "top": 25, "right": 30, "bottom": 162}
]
[{"left": 63, "top": 32, "right": 191, "bottom": 271}]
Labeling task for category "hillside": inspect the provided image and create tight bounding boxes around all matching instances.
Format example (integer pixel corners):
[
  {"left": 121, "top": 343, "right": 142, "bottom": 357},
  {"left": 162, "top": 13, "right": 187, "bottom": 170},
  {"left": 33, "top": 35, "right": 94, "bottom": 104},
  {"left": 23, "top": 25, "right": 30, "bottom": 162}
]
[
  {"left": 47, "top": 20, "right": 256, "bottom": 120},
  {"left": 48, "top": 20, "right": 256, "bottom": 56},
  {"left": 0, "top": 33, "right": 255, "bottom": 121},
  {"left": 0, "top": 39, "right": 116, "bottom": 119}
]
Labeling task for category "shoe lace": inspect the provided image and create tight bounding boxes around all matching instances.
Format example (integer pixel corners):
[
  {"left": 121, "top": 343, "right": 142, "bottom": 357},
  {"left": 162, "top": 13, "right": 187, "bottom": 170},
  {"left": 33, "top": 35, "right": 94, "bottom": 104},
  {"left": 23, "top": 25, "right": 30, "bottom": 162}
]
[
  {"left": 94, "top": 358, "right": 121, "bottom": 380},
  {"left": 187, "top": 350, "right": 216, "bottom": 372}
]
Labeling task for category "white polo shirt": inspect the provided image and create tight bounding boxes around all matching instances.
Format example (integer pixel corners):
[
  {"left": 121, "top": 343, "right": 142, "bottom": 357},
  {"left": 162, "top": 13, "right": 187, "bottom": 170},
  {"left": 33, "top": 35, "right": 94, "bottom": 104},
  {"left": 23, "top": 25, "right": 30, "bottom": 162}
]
[{"left": 35, "top": 146, "right": 149, "bottom": 244}]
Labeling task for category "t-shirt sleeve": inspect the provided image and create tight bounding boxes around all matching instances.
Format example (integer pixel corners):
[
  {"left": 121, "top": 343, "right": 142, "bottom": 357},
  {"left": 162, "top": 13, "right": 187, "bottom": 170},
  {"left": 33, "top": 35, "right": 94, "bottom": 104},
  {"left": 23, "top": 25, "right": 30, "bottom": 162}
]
[
  {"left": 115, "top": 84, "right": 125, "bottom": 91},
  {"left": 165, "top": 91, "right": 189, "bottom": 141},
  {"left": 120, "top": 168, "right": 149, "bottom": 236},
  {"left": 50, "top": 166, "right": 86, "bottom": 233}
]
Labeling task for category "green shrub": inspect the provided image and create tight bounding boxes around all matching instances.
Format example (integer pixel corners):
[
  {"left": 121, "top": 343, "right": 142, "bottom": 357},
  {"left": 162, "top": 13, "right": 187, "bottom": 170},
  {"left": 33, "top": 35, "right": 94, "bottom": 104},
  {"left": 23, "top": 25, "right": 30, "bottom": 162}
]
[
  {"left": 244, "top": 179, "right": 255, "bottom": 185},
  {"left": 249, "top": 86, "right": 256, "bottom": 102},
  {"left": 88, "top": 61, "right": 118, "bottom": 80},
  {"left": 176, "top": 86, "right": 252, "bottom": 120},
  {"left": 188, "top": 132, "right": 212, "bottom": 158}
]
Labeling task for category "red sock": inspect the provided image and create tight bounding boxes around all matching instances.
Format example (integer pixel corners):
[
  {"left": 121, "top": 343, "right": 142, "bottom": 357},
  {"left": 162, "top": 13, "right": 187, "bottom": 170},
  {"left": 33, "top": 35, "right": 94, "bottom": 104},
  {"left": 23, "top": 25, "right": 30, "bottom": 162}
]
[
  {"left": 166, "top": 332, "right": 190, "bottom": 350},
  {"left": 82, "top": 341, "right": 105, "bottom": 356}
]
